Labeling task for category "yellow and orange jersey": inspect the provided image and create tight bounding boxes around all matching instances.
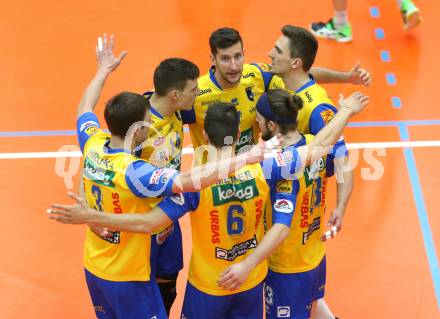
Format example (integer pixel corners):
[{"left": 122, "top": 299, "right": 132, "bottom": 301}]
[
  {"left": 267, "top": 135, "right": 343, "bottom": 273},
  {"left": 182, "top": 63, "right": 284, "bottom": 165},
  {"left": 278, "top": 75, "right": 338, "bottom": 135},
  {"left": 157, "top": 147, "right": 305, "bottom": 295},
  {"left": 136, "top": 91, "right": 184, "bottom": 170},
  {"left": 77, "top": 112, "right": 179, "bottom": 281}
]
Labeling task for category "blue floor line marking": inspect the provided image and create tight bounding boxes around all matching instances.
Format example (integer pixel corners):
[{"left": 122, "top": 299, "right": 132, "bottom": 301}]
[
  {"left": 386, "top": 73, "right": 397, "bottom": 85},
  {"left": 380, "top": 50, "right": 391, "bottom": 62},
  {"left": 370, "top": 6, "right": 380, "bottom": 18},
  {"left": 398, "top": 124, "right": 440, "bottom": 311},
  {"left": 391, "top": 97, "right": 402, "bottom": 108},
  {"left": 375, "top": 28, "right": 385, "bottom": 39},
  {"left": 1, "top": 120, "right": 440, "bottom": 137},
  {"left": 347, "top": 120, "right": 440, "bottom": 127},
  {"left": 0, "top": 130, "right": 77, "bottom": 137}
]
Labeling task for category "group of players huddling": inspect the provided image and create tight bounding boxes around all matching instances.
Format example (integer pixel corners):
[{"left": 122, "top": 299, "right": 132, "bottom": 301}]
[{"left": 48, "top": 25, "right": 371, "bottom": 319}]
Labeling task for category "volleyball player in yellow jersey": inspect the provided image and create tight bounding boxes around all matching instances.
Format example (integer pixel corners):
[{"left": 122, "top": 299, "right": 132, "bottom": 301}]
[
  {"left": 50, "top": 89, "right": 370, "bottom": 318},
  {"left": 135, "top": 58, "right": 200, "bottom": 315},
  {"left": 72, "top": 34, "right": 278, "bottom": 319},
  {"left": 181, "top": 27, "right": 371, "bottom": 166},
  {"left": 266, "top": 25, "right": 362, "bottom": 319}
]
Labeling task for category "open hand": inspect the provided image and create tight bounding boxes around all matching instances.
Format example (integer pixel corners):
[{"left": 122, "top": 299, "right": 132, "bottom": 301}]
[
  {"left": 96, "top": 34, "right": 127, "bottom": 76},
  {"left": 339, "top": 92, "right": 370, "bottom": 115},
  {"left": 47, "top": 191, "right": 95, "bottom": 224},
  {"left": 345, "top": 62, "right": 372, "bottom": 87},
  {"left": 217, "top": 261, "right": 252, "bottom": 291}
]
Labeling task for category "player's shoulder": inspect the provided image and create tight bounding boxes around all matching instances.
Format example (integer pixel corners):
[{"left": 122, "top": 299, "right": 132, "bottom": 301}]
[
  {"left": 306, "top": 81, "right": 333, "bottom": 102},
  {"left": 303, "top": 134, "right": 315, "bottom": 144},
  {"left": 242, "top": 63, "right": 266, "bottom": 80},
  {"left": 84, "top": 129, "right": 109, "bottom": 148},
  {"left": 196, "top": 70, "right": 221, "bottom": 102},
  {"left": 197, "top": 69, "right": 216, "bottom": 89},
  {"left": 309, "top": 81, "right": 329, "bottom": 95},
  {"left": 240, "top": 162, "right": 264, "bottom": 177},
  {"left": 127, "top": 157, "right": 156, "bottom": 170},
  {"left": 243, "top": 63, "right": 263, "bottom": 73},
  {"left": 300, "top": 86, "right": 335, "bottom": 111},
  {"left": 277, "top": 138, "right": 306, "bottom": 166},
  {"left": 251, "top": 62, "right": 271, "bottom": 72}
]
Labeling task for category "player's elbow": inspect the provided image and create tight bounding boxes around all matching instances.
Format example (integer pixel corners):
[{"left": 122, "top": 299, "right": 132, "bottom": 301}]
[
  {"left": 139, "top": 223, "right": 154, "bottom": 234},
  {"left": 171, "top": 175, "right": 188, "bottom": 193}
]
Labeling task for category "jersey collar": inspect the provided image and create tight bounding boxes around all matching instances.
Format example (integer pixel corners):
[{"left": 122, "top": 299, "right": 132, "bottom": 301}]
[
  {"left": 295, "top": 74, "right": 316, "bottom": 94},
  {"left": 209, "top": 66, "right": 223, "bottom": 90},
  {"left": 284, "top": 134, "right": 307, "bottom": 150},
  {"left": 149, "top": 106, "right": 164, "bottom": 119},
  {"left": 103, "top": 140, "right": 131, "bottom": 154}
]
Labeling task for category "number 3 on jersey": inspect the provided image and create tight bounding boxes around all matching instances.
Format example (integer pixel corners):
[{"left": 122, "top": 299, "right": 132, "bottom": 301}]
[{"left": 227, "top": 205, "right": 245, "bottom": 236}]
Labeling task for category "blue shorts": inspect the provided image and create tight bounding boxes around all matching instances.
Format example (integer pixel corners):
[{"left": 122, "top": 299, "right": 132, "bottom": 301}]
[
  {"left": 84, "top": 269, "right": 167, "bottom": 319},
  {"left": 264, "top": 256, "right": 326, "bottom": 319},
  {"left": 181, "top": 282, "right": 264, "bottom": 319},
  {"left": 150, "top": 222, "right": 183, "bottom": 278}
]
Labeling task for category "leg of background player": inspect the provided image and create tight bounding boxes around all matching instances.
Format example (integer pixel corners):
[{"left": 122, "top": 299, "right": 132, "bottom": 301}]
[
  {"left": 397, "top": 0, "right": 421, "bottom": 30},
  {"left": 309, "top": 0, "right": 353, "bottom": 43},
  {"left": 310, "top": 298, "right": 339, "bottom": 319},
  {"left": 157, "top": 274, "right": 178, "bottom": 316}
]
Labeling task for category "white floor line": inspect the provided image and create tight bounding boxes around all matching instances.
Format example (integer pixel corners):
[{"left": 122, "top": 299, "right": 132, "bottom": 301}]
[{"left": 1, "top": 140, "right": 439, "bottom": 159}]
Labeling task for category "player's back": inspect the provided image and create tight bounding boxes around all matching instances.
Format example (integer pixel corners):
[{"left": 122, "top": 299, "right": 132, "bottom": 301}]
[
  {"left": 268, "top": 135, "right": 330, "bottom": 273},
  {"left": 187, "top": 163, "right": 270, "bottom": 295},
  {"left": 82, "top": 130, "right": 159, "bottom": 282}
]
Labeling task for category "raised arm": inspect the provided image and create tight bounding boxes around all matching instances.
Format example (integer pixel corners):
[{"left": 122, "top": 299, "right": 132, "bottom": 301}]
[
  {"left": 297, "top": 91, "right": 369, "bottom": 166},
  {"left": 77, "top": 34, "right": 127, "bottom": 118}
]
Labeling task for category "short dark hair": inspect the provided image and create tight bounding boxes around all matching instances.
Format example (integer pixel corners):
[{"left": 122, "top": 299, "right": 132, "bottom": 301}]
[
  {"left": 281, "top": 25, "right": 318, "bottom": 72},
  {"left": 209, "top": 28, "right": 243, "bottom": 55},
  {"left": 153, "top": 58, "right": 200, "bottom": 96},
  {"left": 266, "top": 89, "right": 303, "bottom": 134},
  {"left": 204, "top": 103, "right": 240, "bottom": 148},
  {"left": 104, "top": 91, "right": 150, "bottom": 138}
]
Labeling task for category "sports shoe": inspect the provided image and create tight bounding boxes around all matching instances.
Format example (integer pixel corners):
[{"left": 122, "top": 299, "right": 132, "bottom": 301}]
[
  {"left": 400, "top": 0, "right": 421, "bottom": 30},
  {"left": 310, "top": 19, "right": 353, "bottom": 43}
]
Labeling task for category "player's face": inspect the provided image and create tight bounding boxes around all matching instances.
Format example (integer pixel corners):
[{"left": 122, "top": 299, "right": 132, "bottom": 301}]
[
  {"left": 268, "top": 36, "right": 293, "bottom": 76},
  {"left": 176, "top": 79, "right": 199, "bottom": 110},
  {"left": 212, "top": 42, "right": 244, "bottom": 86},
  {"left": 256, "top": 111, "right": 274, "bottom": 141}
]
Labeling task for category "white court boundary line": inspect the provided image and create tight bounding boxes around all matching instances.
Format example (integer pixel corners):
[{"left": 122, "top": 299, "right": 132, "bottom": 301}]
[{"left": 1, "top": 140, "right": 440, "bottom": 159}]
